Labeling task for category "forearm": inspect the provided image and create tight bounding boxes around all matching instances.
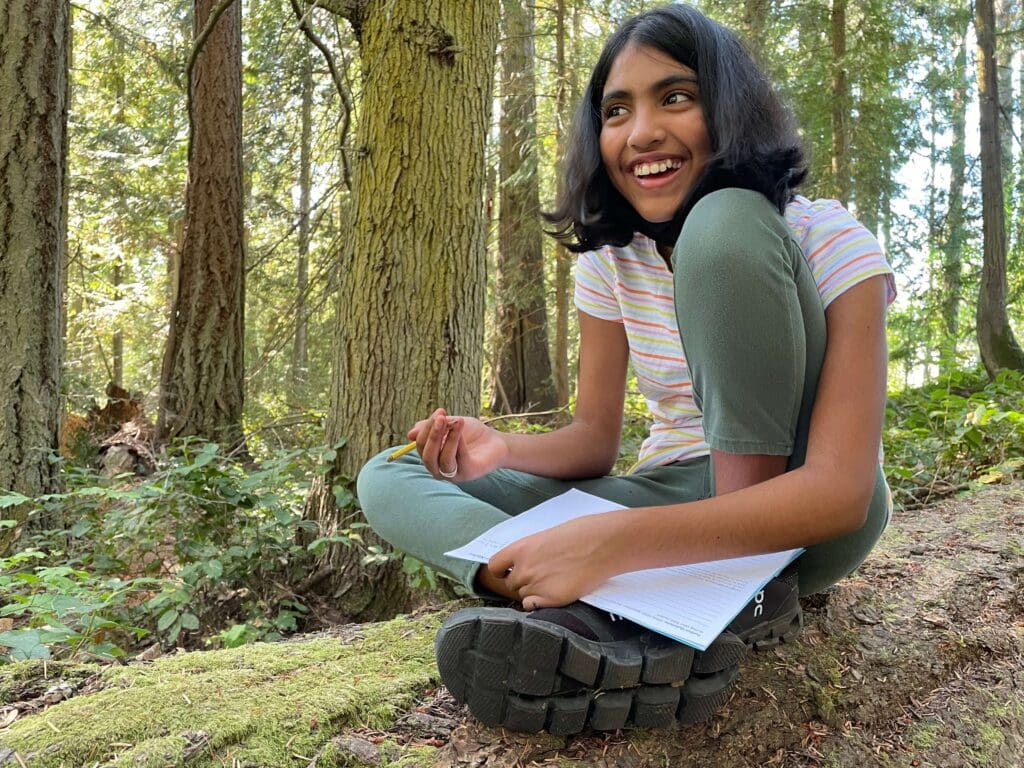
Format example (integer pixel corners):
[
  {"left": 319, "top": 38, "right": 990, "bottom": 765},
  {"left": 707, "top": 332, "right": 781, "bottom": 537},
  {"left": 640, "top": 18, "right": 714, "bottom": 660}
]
[
  {"left": 594, "top": 460, "right": 873, "bottom": 575},
  {"left": 497, "top": 417, "right": 621, "bottom": 479}
]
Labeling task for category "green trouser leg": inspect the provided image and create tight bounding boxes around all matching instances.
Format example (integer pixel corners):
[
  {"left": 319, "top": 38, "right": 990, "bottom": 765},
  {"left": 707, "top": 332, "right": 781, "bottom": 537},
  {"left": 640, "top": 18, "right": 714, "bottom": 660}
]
[{"left": 671, "top": 188, "right": 889, "bottom": 596}]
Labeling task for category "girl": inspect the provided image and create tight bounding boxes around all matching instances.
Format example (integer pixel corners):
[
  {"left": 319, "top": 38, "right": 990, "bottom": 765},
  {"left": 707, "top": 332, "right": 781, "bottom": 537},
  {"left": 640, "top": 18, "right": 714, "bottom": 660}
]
[{"left": 357, "top": 4, "right": 895, "bottom": 734}]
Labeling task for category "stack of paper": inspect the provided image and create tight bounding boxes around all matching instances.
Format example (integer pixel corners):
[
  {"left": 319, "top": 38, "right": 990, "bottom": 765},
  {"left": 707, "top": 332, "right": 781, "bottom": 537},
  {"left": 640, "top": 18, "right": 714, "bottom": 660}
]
[{"left": 446, "top": 488, "right": 802, "bottom": 651}]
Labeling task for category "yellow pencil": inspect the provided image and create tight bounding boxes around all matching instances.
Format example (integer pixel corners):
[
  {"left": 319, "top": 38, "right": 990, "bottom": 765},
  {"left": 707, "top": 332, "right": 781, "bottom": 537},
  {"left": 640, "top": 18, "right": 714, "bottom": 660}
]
[{"left": 387, "top": 441, "right": 418, "bottom": 462}]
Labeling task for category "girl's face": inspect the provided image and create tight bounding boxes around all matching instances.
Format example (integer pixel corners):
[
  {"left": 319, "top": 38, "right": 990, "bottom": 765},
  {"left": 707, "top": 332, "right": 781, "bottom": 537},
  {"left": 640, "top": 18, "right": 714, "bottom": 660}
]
[{"left": 598, "top": 44, "right": 712, "bottom": 223}]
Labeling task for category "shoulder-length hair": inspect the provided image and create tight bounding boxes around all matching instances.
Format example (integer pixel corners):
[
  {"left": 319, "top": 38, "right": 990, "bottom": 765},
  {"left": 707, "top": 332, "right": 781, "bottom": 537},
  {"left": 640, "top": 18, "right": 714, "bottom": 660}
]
[{"left": 545, "top": 4, "right": 807, "bottom": 253}]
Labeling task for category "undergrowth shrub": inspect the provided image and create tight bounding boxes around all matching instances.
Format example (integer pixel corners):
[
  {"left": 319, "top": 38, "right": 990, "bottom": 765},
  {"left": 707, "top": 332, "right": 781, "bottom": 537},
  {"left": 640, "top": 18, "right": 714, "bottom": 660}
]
[
  {"left": 0, "top": 440, "right": 360, "bottom": 663},
  {"left": 883, "top": 368, "right": 1024, "bottom": 508}
]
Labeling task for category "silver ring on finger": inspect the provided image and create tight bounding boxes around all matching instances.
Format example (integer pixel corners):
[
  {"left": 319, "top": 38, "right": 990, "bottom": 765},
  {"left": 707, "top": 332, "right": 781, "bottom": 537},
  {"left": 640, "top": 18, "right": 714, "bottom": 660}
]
[{"left": 439, "top": 465, "right": 458, "bottom": 479}]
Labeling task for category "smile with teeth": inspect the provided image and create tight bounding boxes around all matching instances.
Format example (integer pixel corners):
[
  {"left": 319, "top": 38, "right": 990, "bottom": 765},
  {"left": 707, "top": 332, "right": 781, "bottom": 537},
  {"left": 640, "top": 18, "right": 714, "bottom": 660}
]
[{"left": 632, "top": 158, "right": 683, "bottom": 177}]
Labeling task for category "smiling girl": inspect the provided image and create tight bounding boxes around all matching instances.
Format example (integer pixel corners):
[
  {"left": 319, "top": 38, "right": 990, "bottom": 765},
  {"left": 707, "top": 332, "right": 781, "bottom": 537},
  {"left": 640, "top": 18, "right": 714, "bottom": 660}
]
[{"left": 357, "top": 4, "right": 895, "bottom": 734}]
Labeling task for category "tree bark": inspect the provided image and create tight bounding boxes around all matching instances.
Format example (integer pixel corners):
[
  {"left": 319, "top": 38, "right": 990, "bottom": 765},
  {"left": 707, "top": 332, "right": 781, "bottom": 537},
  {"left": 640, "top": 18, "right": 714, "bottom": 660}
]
[
  {"left": 490, "top": 0, "right": 555, "bottom": 414},
  {"left": 0, "top": 0, "right": 69, "bottom": 545},
  {"left": 830, "top": 0, "right": 850, "bottom": 206},
  {"left": 157, "top": 0, "right": 246, "bottom": 447},
  {"left": 941, "top": 18, "right": 968, "bottom": 346},
  {"left": 292, "top": 41, "right": 313, "bottom": 396},
  {"left": 306, "top": 0, "right": 500, "bottom": 621},
  {"left": 975, "top": 0, "right": 1024, "bottom": 377},
  {"left": 553, "top": 0, "right": 570, "bottom": 408}
]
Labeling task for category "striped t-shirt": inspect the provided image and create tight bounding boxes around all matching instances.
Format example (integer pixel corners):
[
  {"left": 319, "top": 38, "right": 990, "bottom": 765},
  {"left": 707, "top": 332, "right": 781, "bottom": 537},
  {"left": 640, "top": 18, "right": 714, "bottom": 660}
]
[{"left": 574, "top": 195, "right": 897, "bottom": 473}]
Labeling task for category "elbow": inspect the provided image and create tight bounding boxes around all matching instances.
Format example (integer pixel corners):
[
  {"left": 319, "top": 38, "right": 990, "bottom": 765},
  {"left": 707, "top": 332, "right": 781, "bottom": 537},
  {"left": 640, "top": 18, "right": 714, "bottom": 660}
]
[
  {"left": 830, "top": 475, "right": 876, "bottom": 537},
  {"left": 805, "top": 459, "right": 876, "bottom": 539}
]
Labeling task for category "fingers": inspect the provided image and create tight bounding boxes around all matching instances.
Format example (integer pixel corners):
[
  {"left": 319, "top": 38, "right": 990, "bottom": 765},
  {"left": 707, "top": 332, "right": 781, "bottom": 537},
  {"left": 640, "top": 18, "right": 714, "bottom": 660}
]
[
  {"left": 438, "top": 418, "right": 462, "bottom": 477},
  {"left": 488, "top": 547, "right": 514, "bottom": 579},
  {"left": 414, "top": 409, "right": 461, "bottom": 480}
]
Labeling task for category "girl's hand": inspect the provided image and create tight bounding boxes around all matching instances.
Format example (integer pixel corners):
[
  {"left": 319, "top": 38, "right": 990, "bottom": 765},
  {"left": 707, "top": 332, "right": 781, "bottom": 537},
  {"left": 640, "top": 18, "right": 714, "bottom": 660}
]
[
  {"left": 408, "top": 409, "right": 509, "bottom": 482},
  {"left": 487, "top": 514, "right": 620, "bottom": 609}
]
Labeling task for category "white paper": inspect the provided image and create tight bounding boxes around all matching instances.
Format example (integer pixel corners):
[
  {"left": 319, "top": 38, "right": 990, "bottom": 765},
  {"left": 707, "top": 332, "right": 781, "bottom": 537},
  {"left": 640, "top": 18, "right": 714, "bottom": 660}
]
[{"left": 445, "top": 488, "right": 802, "bottom": 651}]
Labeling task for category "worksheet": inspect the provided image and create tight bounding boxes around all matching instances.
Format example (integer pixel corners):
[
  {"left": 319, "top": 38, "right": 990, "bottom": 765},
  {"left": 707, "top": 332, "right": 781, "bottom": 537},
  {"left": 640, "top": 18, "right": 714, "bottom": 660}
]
[{"left": 446, "top": 488, "right": 802, "bottom": 651}]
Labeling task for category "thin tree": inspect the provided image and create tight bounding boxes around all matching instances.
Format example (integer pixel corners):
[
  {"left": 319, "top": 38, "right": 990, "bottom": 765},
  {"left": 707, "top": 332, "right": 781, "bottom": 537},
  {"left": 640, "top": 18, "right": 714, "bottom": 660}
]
[
  {"left": 157, "top": 0, "right": 246, "bottom": 446},
  {"left": 975, "top": 0, "right": 1024, "bottom": 376},
  {"left": 306, "top": 0, "right": 500, "bottom": 620},
  {"left": 490, "top": 0, "right": 556, "bottom": 414},
  {"left": 941, "top": 11, "right": 969, "bottom": 349},
  {"left": 830, "top": 0, "right": 850, "bottom": 206},
  {"left": 0, "top": 0, "right": 70, "bottom": 548}
]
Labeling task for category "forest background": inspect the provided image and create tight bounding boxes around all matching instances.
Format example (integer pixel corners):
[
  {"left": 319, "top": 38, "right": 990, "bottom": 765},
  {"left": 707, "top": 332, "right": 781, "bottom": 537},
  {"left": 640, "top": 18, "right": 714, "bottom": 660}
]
[{"left": 0, "top": 0, "right": 1023, "bottom": 667}]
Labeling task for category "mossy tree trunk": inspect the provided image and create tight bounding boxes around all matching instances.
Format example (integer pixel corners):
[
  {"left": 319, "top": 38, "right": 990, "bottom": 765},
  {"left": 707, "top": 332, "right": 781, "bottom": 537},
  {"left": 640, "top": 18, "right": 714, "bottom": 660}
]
[
  {"left": 975, "top": 0, "right": 1024, "bottom": 377},
  {"left": 157, "top": 0, "right": 246, "bottom": 447},
  {"left": 490, "top": 0, "right": 555, "bottom": 414},
  {"left": 306, "top": 0, "right": 500, "bottom": 621},
  {"left": 291, "top": 40, "right": 313, "bottom": 398},
  {"left": 0, "top": 0, "right": 69, "bottom": 547}
]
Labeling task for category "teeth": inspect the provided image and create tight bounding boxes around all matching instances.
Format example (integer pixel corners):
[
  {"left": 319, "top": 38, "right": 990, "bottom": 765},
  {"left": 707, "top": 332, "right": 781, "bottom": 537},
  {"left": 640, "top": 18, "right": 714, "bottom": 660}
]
[{"left": 633, "top": 159, "right": 681, "bottom": 177}]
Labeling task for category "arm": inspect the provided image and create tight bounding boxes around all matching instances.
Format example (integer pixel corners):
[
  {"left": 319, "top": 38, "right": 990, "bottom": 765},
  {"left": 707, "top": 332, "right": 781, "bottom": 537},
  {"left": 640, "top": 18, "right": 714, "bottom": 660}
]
[
  {"left": 495, "top": 275, "right": 889, "bottom": 606},
  {"left": 414, "top": 311, "right": 630, "bottom": 481}
]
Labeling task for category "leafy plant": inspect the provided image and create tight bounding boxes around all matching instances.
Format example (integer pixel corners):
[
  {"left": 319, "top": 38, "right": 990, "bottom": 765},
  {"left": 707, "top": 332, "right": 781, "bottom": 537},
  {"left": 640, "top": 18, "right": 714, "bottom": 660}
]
[{"left": 884, "top": 367, "right": 1024, "bottom": 508}]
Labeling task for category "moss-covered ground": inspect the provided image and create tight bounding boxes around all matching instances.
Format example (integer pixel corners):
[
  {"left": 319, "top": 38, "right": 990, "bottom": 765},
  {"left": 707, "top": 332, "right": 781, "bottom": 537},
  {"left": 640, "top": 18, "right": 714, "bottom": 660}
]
[{"left": 2, "top": 482, "right": 1023, "bottom": 767}]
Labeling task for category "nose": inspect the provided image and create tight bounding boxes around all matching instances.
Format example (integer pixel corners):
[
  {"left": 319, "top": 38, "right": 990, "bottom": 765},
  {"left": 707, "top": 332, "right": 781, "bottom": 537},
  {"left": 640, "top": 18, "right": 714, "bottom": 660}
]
[{"left": 627, "top": 104, "right": 665, "bottom": 151}]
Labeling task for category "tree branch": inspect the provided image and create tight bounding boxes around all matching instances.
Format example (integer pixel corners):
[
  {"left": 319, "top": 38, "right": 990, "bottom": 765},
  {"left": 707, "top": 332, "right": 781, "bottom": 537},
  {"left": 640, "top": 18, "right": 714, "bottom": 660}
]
[
  {"left": 289, "top": 0, "right": 354, "bottom": 189},
  {"left": 305, "top": 0, "right": 365, "bottom": 26}
]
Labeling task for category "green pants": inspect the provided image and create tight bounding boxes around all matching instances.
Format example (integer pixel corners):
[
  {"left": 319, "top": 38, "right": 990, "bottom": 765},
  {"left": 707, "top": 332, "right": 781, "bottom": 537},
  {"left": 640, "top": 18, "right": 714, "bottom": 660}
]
[{"left": 357, "top": 189, "right": 890, "bottom": 597}]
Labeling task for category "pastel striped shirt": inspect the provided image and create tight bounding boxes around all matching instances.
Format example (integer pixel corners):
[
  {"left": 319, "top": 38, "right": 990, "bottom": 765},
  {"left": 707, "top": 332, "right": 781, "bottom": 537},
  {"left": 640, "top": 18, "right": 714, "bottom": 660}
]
[{"left": 574, "top": 195, "right": 897, "bottom": 473}]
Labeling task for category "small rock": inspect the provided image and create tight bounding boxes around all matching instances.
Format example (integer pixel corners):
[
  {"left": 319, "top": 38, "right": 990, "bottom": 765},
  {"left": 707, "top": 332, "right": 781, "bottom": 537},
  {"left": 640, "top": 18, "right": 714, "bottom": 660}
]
[{"left": 332, "top": 735, "right": 380, "bottom": 766}]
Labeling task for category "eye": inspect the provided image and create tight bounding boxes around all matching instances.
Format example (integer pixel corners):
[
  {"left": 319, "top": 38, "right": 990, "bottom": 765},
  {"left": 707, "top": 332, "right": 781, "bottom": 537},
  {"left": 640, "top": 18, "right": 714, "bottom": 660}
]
[
  {"left": 665, "top": 90, "right": 694, "bottom": 106},
  {"left": 602, "top": 104, "right": 628, "bottom": 121}
]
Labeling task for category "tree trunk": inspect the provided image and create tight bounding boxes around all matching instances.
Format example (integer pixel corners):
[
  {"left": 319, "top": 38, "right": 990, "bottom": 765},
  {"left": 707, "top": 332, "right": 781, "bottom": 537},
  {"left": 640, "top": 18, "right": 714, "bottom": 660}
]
[
  {"left": 157, "top": 0, "right": 246, "bottom": 447},
  {"left": 975, "top": 0, "right": 1024, "bottom": 377},
  {"left": 942, "top": 18, "right": 968, "bottom": 346},
  {"left": 306, "top": 0, "right": 500, "bottom": 621},
  {"left": 743, "top": 0, "right": 769, "bottom": 60},
  {"left": 490, "top": 0, "right": 555, "bottom": 414},
  {"left": 553, "top": 0, "right": 570, "bottom": 408},
  {"left": 292, "top": 41, "right": 313, "bottom": 396},
  {"left": 830, "top": 0, "right": 850, "bottom": 206},
  {"left": 0, "top": 0, "right": 69, "bottom": 546}
]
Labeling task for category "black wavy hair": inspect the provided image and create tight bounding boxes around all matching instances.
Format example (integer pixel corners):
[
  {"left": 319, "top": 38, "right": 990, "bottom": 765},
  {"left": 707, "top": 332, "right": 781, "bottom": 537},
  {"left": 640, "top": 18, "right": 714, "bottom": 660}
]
[{"left": 545, "top": 4, "right": 807, "bottom": 252}]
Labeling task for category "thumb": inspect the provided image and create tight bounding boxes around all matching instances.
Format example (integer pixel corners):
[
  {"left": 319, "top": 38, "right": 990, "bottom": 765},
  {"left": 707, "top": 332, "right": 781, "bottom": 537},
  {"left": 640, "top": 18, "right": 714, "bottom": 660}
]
[{"left": 519, "top": 594, "right": 554, "bottom": 612}]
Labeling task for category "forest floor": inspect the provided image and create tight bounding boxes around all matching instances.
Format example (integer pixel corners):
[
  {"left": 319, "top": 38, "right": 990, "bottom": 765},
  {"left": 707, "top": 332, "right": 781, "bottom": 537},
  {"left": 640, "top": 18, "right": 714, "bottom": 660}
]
[{"left": 1, "top": 481, "right": 1022, "bottom": 768}]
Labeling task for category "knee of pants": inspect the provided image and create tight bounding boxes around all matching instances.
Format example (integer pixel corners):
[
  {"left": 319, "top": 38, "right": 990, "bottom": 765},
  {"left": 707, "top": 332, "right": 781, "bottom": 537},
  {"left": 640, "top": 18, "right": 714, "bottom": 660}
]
[
  {"left": 355, "top": 447, "right": 409, "bottom": 544},
  {"left": 671, "top": 187, "right": 794, "bottom": 299}
]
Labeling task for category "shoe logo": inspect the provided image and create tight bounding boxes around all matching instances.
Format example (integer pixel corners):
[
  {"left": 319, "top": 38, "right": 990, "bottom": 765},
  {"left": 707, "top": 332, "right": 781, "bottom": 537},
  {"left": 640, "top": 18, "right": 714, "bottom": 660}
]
[{"left": 753, "top": 590, "right": 765, "bottom": 618}]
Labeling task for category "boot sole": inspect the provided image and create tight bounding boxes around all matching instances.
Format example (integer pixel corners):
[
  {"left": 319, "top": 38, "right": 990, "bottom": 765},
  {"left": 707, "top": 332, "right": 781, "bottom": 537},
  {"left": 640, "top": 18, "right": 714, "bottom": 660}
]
[
  {"left": 435, "top": 607, "right": 696, "bottom": 697},
  {"left": 435, "top": 608, "right": 740, "bottom": 733},
  {"left": 692, "top": 602, "right": 803, "bottom": 673}
]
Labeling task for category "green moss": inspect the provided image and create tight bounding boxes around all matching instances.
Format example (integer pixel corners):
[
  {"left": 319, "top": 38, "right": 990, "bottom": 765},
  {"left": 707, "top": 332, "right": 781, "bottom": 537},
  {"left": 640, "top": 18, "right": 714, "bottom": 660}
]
[
  {"left": 1, "top": 613, "right": 442, "bottom": 767},
  {"left": 908, "top": 721, "right": 943, "bottom": 750}
]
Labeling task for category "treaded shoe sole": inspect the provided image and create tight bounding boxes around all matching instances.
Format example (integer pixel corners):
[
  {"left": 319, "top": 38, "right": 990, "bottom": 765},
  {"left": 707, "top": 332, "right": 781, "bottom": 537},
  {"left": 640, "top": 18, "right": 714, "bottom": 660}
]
[
  {"left": 436, "top": 607, "right": 696, "bottom": 699},
  {"left": 496, "top": 667, "right": 739, "bottom": 735},
  {"left": 692, "top": 603, "right": 804, "bottom": 673}
]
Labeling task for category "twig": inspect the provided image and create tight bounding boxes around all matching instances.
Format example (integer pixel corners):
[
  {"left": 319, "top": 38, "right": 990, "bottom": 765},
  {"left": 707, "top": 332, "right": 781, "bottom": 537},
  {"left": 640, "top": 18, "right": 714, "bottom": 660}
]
[
  {"left": 289, "top": 0, "right": 354, "bottom": 189},
  {"left": 482, "top": 406, "right": 571, "bottom": 425}
]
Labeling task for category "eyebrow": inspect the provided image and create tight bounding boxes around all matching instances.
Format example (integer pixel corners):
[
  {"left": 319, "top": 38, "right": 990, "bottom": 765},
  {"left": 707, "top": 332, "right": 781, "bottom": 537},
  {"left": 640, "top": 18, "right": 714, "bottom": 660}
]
[{"left": 600, "top": 74, "right": 699, "bottom": 110}]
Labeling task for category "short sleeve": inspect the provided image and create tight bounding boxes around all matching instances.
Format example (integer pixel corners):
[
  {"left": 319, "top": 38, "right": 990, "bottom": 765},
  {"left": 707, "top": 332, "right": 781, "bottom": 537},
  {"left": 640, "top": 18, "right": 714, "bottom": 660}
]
[
  {"left": 789, "top": 199, "right": 898, "bottom": 309},
  {"left": 573, "top": 248, "right": 623, "bottom": 322}
]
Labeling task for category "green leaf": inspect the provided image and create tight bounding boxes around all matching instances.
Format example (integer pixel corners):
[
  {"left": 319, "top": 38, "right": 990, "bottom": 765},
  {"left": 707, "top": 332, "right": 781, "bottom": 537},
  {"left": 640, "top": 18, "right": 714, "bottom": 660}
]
[
  {"left": 0, "top": 629, "right": 51, "bottom": 660},
  {"left": 179, "top": 612, "right": 200, "bottom": 631},
  {"left": 204, "top": 559, "right": 224, "bottom": 579},
  {"left": 0, "top": 493, "right": 30, "bottom": 509},
  {"left": 157, "top": 609, "right": 180, "bottom": 632}
]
